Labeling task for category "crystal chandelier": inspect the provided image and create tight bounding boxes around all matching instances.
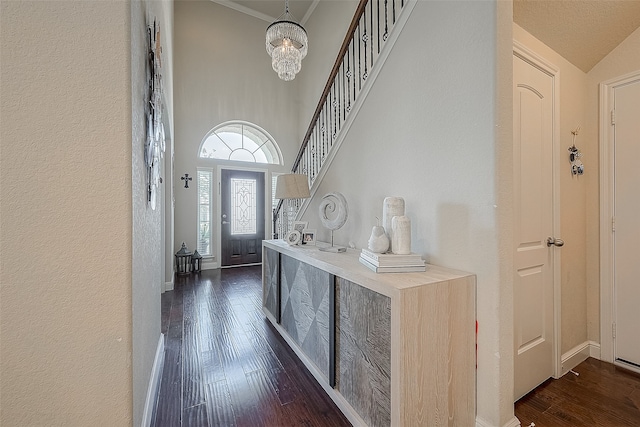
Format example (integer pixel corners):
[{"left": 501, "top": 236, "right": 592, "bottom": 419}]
[{"left": 266, "top": 0, "right": 308, "bottom": 81}]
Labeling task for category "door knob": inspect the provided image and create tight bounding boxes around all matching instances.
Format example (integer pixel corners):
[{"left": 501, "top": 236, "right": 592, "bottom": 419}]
[
  {"left": 546, "top": 237, "right": 564, "bottom": 247},
  {"left": 222, "top": 221, "right": 230, "bottom": 225}
]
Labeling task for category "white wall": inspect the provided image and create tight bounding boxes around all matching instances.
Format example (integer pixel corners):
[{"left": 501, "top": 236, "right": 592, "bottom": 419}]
[
  {"left": 0, "top": 1, "right": 139, "bottom": 424},
  {"left": 300, "top": 2, "right": 516, "bottom": 425},
  {"left": 512, "top": 22, "right": 640, "bottom": 358},
  {"left": 296, "top": 0, "right": 359, "bottom": 140},
  {"left": 586, "top": 26, "right": 640, "bottom": 344},
  {"left": 132, "top": 1, "right": 174, "bottom": 425},
  {"left": 173, "top": 0, "right": 300, "bottom": 259},
  {"left": 513, "top": 24, "right": 590, "bottom": 356}
]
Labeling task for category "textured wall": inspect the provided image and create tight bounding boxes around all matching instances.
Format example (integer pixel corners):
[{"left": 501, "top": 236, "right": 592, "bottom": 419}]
[
  {"left": 171, "top": 0, "right": 361, "bottom": 262},
  {"left": 173, "top": 0, "right": 299, "bottom": 261},
  {"left": 513, "top": 23, "right": 640, "bottom": 357},
  {"left": 0, "top": 1, "right": 133, "bottom": 424},
  {"left": 131, "top": 0, "right": 174, "bottom": 425},
  {"left": 586, "top": 27, "right": 640, "bottom": 345},
  {"left": 513, "top": 24, "right": 590, "bottom": 356},
  {"left": 299, "top": 2, "right": 516, "bottom": 425}
]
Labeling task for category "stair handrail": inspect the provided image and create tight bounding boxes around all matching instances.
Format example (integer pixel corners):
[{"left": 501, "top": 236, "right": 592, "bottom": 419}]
[
  {"left": 292, "top": 0, "right": 369, "bottom": 171},
  {"left": 273, "top": 0, "right": 369, "bottom": 236},
  {"left": 274, "top": 0, "right": 409, "bottom": 237}
]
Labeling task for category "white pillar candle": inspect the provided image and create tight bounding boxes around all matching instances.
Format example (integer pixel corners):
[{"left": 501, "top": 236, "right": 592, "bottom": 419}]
[
  {"left": 383, "top": 197, "right": 405, "bottom": 253},
  {"left": 392, "top": 215, "right": 411, "bottom": 255}
]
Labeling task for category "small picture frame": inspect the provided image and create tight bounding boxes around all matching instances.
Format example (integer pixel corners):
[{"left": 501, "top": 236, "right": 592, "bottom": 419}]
[
  {"left": 286, "top": 230, "right": 301, "bottom": 246},
  {"left": 292, "top": 221, "right": 308, "bottom": 234},
  {"left": 301, "top": 229, "right": 316, "bottom": 245}
]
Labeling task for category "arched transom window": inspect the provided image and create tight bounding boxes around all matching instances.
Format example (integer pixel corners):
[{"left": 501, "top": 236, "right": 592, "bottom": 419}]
[{"left": 199, "top": 121, "right": 282, "bottom": 165}]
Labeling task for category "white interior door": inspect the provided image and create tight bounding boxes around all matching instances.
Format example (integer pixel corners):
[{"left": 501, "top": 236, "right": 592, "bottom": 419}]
[
  {"left": 513, "top": 48, "right": 558, "bottom": 401},
  {"left": 613, "top": 78, "right": 640, "bottom": 370}
]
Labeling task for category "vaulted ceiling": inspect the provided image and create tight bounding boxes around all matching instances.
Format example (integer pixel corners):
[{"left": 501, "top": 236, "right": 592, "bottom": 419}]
[
  {"left": 513, "top": 0, "right": 640, "bottom": 72},
  {"left": 216, "top": 0, "right": 640, "bottom": 73}
]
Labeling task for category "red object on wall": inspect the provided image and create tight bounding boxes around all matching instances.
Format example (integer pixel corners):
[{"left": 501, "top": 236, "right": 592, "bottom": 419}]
[{"left": 476, "top": 320, "right": 478, "bottom": 369}]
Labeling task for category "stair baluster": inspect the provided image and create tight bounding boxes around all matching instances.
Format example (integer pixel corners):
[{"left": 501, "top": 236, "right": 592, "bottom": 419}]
[{"left": 273, "top": 0, "right": 409, "bottom": 238}]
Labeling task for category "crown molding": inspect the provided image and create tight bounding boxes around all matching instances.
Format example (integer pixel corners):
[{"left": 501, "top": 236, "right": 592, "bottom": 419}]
[
  {"left": 210, "top": 0, "right": 319, "bottom": 25},
  {"left": 210, "top": 0, "right": 275, "bottom": 23}
]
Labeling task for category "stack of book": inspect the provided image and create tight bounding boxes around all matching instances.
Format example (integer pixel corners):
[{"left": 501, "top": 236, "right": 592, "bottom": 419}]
[{"left": 359, "top": 249, "right": 426, "bottom": 273}]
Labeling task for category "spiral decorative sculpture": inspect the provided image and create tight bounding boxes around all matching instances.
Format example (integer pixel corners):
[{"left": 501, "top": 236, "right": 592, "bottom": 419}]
[{"left": 319, "top": 192, "right": 348, "bottom": 230}]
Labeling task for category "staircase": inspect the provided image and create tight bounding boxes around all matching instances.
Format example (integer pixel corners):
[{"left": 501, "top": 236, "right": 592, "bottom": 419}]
[{"left": 273, "top": 0, "right": 415, "bottom": 238}]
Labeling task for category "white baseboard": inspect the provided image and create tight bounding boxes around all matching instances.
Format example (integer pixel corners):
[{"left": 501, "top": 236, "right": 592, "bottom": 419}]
[
  {"left": 165, "top": 261, "right": 218, "bottom": 284},
  {"left": 589, "top": 341, "right": 601, "bottom": 359},
  {"left": 202, "top": 259, "right": 218, "bottom": 270},
  {"left": 164, "top": 277, "right": 174, "bottom": 292},
  {"left": 615, "top": 359, "right": 640, "bottom": 375},
  {"left": 504, "top": 417, "right": 522, "bottom": 427},
  {"left": 561, "top": 340, "right": 600, "bottom": 376},
  {"left": 476, "top": 415, "right": 521, "bottom": 427},
  {"left": 476, "top": 416, "right": 491, "bottom": 427},
  {"left": 142, "top": 334, "right": 165, "bottom": 427}
]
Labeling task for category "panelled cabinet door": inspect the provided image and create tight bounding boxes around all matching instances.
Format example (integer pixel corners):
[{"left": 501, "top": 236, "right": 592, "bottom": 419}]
[
  {"left": 280, "top": 255, "right": 332, "bottom": 381},
  {"left": 261, "top": 241, "right": 476, "bottom": 427},
  {"left": 336, "top": 277, "right": 391, "bottom": 427},
  {"left": 263, "top": 248, "right": 279, "bottom": 321}
]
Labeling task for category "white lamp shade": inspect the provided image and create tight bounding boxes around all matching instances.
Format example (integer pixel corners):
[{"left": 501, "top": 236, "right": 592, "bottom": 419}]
[{"left": 275, "top": 174, "right": 310, "bottom": 199}]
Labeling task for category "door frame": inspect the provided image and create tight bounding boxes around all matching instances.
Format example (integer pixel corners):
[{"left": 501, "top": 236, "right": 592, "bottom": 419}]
[
  {"left": 216, "top": 165, "right": 271, "bottom": 268},
  {"left": 599, "top": 70, "right": 640, "bottom": 369},
  {"left": 513, "top": 40, "right": 563, "bottom": 385}
]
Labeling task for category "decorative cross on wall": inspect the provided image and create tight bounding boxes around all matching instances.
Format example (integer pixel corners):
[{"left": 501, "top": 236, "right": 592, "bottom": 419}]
[{"left": 181, "top": 173, "right": 193, "bottom": 188}]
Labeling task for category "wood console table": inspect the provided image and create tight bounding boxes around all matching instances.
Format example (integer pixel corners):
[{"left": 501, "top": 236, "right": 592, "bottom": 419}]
[{"left": 262, "top": 239, "right": 476, "bottom": 426}]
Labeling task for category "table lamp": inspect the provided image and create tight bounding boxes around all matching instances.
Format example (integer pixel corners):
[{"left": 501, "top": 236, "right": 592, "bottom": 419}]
[{"left": 275, "top": 174, "right": 310, "bottom": 240}]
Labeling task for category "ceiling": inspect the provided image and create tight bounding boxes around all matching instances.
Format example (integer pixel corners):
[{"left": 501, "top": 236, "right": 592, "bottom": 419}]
[
  {"left": 215, "top": 0, "right": 640, "bottom": 74},
  {"left": 514, "top": 0, "right": 640, "bottom": 72},
  {"left": 215, "top": 0, "right": 317, "bottom": 24}
]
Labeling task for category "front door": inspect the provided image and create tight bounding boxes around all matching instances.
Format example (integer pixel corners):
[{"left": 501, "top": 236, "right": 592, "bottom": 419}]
[
  {"left": 220, "top": 169, "right": 265, "bottom": 267},
  {"left": 613, "top": 77, "right": 640, "bottom": 370},
  {"left": 513, "top": 48, "right": 557, "bottom": 400}
]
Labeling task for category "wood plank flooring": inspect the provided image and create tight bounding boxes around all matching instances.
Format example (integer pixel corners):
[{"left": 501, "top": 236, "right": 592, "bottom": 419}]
[
  {"left": 515, "top": 357, "right": 640, "bottom": 426},
  {"left": 152, "top": 266, "right": 640, "bottom": 426},
  {"left": 152, "top": 266, "right": 351, "bottom": 427}
]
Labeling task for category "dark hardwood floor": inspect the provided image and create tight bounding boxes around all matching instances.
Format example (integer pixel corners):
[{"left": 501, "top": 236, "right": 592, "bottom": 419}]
[
  {"left": 515, "top": 357, "right": 640, "bottom": 426},
  {"left": 152, "top": 266, "right": 640, "bottom": 426},
  {"left": 152, "top": 266, "right": 351, "bottom": 427}
]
